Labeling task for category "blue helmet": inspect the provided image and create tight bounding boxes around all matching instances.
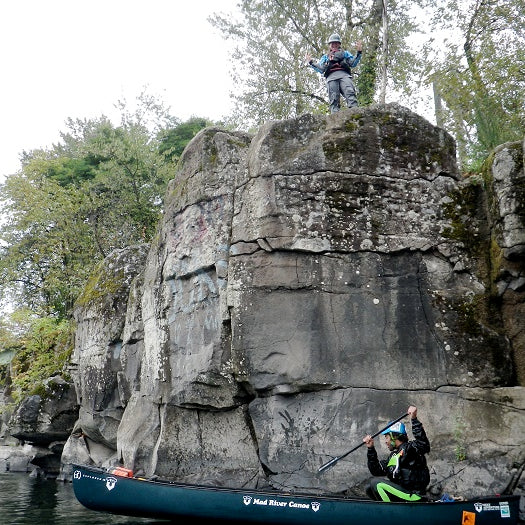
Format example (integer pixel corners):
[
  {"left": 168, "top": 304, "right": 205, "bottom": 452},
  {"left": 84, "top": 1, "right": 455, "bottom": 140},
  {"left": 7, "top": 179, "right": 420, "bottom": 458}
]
[{"left": 381, "top": 421, "right": 407, "bottom": 436}]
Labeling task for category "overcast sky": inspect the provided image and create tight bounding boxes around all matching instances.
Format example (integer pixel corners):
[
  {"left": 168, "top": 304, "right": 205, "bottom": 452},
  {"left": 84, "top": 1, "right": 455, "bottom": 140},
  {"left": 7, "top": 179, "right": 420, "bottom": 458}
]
[{"left": 0, "top": 0, "right": 238, "bottom": 180}]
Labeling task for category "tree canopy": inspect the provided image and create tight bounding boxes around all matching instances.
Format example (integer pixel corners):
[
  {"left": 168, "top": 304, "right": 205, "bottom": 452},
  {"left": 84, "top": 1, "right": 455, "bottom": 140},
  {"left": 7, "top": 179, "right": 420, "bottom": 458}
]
[
  {"left": 0, "top": 94, "right": 208, "bottom": 320},
  {"left": 424, "top": 0, "right": 525, "bottom": 168}
]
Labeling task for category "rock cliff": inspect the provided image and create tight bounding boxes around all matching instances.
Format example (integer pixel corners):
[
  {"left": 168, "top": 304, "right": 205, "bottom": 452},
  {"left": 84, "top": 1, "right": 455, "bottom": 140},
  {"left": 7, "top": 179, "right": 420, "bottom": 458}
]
[{"left": 60, "top": 104, "right": 524, "bottom": 505}]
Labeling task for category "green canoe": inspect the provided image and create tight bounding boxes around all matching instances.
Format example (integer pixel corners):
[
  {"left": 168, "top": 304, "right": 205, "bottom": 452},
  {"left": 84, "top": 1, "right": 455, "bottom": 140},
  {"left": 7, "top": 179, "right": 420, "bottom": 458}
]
[{"left": 72, "top": 464, "right": 521, "bottom": 524}]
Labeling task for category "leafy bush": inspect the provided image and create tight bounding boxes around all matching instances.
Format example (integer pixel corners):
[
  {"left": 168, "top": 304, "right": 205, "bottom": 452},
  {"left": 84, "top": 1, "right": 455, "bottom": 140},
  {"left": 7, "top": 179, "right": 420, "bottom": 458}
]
[{"left": 6, "top": 311, "right": 73, "bottom": 403}]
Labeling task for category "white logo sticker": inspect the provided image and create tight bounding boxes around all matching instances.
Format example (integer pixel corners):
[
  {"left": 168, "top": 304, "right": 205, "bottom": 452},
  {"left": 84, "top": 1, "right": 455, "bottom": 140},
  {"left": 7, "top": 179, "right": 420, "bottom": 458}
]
[{"left": 106, "top": 476, "right": 117, "bottom": 491}]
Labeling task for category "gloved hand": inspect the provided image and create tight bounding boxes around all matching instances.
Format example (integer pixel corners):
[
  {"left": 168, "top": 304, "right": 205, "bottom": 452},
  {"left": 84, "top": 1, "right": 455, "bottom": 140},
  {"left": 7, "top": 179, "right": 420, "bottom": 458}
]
[{"left": 331, "top": 50, "right": 345, "bottom": 62}]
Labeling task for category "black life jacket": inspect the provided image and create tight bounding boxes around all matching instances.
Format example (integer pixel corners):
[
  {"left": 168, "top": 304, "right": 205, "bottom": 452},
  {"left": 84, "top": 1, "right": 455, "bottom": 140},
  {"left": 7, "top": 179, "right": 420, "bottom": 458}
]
[
  {"left": 386, "top": 443, "right": 430, "bottom": 493},
  {"left": 324, "top": 53, "right": 352, "bottom": 78}
]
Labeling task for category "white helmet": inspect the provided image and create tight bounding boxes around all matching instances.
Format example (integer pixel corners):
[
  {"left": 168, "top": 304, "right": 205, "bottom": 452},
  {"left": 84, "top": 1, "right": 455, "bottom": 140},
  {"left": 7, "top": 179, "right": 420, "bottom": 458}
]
[{"left": 328, "top": 33, "right": 342, "bottom": 44}]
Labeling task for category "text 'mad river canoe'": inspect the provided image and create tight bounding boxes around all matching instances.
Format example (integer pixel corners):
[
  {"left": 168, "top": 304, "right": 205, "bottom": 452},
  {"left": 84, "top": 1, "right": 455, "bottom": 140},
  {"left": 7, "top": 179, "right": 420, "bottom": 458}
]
[{"left": 72, "top": 464, "right": 521, "bottom": 525}]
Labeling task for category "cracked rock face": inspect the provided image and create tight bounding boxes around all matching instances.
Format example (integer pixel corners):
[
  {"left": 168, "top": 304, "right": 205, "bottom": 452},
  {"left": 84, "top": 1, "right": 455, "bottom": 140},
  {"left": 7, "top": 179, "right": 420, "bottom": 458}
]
[{"left": 62, "top": 105, "right": 525, "bottom": 507}]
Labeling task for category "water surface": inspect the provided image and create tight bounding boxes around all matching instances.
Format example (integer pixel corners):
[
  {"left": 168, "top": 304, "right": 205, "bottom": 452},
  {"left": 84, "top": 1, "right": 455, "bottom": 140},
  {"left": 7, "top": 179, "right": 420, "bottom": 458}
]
[{"left": 0, "top": 472, "right": 165, "bottom": 524}]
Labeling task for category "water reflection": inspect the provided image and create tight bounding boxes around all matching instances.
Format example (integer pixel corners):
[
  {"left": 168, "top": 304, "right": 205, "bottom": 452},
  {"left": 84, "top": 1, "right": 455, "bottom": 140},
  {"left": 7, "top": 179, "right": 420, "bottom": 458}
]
[{"left": 0, "top": 472, "right": 163, "bottom": 524}]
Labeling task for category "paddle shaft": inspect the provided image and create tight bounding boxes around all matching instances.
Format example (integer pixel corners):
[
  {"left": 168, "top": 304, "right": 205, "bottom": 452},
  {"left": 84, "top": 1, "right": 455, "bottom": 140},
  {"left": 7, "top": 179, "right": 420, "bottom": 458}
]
[{"left": 318, "top": 412, "right": 409, "bottom": 473}]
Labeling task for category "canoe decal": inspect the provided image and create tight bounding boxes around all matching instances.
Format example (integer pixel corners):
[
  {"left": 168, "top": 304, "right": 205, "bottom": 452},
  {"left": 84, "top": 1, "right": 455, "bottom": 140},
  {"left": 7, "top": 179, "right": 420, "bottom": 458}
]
[
  {"left": 73, "top": 469, "right": 117, "bottom": 492},
  {"left": 242, "top": 495, "right": 321, "bottom": 512},
  {"left": 106, "top": 477, "right": 117, "bottom": 491},
  {"left": 474, "top": 501, "right": 511, "bottom": 517}
]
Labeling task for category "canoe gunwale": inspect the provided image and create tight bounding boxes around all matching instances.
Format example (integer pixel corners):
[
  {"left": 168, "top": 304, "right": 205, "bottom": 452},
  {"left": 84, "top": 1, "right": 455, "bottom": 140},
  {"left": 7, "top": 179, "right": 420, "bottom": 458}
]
[{"left": 71, "top": 463, "right": 514, "bottom": 503}]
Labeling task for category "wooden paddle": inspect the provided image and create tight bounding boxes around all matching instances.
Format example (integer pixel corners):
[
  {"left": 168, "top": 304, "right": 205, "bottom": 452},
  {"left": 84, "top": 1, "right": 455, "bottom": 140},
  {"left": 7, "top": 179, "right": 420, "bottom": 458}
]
[{"left": 318, "top": 412, "right": 409, "bottom": 473}]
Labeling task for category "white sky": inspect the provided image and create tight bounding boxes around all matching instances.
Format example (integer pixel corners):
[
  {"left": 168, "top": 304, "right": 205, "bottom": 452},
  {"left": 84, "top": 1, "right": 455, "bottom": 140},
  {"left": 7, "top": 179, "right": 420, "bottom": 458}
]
[{"left": 0, "top": 0, "right": 238, "bottom": 179}]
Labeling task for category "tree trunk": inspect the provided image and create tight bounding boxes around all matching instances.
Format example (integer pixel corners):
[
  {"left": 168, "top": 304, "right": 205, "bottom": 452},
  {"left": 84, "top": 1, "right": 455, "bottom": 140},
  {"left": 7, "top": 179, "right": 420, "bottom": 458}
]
[
  {"left": 351, "top": 0, "right": 384, "bottom": 105},
  {"left": 379, "top": 0, "right": 388, "bottom": 103},
  {"left": 463, "top": 0, "right": 505, "bottom": 149},
  {"left": 433, "top": 82, "right": 444, "bottom": 128}
]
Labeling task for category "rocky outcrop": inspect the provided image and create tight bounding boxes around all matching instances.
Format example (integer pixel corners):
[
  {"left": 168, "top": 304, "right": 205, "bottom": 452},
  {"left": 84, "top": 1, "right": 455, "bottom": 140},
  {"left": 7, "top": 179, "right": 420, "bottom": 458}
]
[
  {"left": 59, "top": 244, "right": 149, "bottom": 475},
  {"left": 61, "top": 105, "right": 524, "bottom": 510},
  {"left": 2, "top": 375, "right": 78, "bottom": 476},
  {"left": 487, "top": 141, "right": 525, "bottom": 385}
]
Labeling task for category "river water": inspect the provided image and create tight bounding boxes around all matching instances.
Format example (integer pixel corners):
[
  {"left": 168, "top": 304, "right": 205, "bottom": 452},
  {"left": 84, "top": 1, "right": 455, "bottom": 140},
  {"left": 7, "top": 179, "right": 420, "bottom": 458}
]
[{"left": 0, "top": 472, "right": 168, "bottom": 524}]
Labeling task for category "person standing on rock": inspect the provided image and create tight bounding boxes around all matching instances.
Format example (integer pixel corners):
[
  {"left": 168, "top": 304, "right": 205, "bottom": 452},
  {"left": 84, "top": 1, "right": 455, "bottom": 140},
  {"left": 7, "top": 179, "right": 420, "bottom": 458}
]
[
  {"left": 362, "top": 405, "right": 431, "bottom": 502},
  {"left": 305, "top": 33, "right": 362, "bottom": 114}
]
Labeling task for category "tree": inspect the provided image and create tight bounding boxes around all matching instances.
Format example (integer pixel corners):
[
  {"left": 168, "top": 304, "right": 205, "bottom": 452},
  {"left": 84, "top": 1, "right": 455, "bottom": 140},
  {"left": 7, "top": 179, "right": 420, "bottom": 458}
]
[
  {"left": 0, "top": 166, "right": 95, "bottom": 317},
  {"left": 424, "top": 0, "right": 525, "bottom": 168},
  {"left": 74, "top": 117, "right": 169, "bottom": 255},
  {"left": 158, "top": 117, "right": 208, "bottom": 162},
  {"left": 210, "top": 0, "right": 425, "bottom": 128},
  {"left": 0, "top": 93, "right": 209, "bottom": 319},
  {"left": 56, "top": 92, "right": 181, "bottom": 256}
]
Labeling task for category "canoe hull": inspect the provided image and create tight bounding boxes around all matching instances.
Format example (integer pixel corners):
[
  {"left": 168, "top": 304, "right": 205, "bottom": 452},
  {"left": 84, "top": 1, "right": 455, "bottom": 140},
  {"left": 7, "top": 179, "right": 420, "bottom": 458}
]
[{"left": 72, "top": 464, "right": 520, "bottom": 525}]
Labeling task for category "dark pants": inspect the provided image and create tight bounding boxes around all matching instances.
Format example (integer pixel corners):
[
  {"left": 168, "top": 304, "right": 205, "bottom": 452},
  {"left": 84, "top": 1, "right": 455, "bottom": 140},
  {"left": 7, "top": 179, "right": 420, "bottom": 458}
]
[
  {"left": 366, "top": 477, "right": 425, "bottom": 502},
  {"left": 327, "top": 75, "right": 358, "bottom": 113}
]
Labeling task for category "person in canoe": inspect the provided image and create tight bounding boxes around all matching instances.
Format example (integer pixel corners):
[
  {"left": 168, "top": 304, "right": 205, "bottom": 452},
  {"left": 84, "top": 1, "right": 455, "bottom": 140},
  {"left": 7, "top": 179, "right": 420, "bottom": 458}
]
[{"left": 362, "top": 405, "right": 431, "bottom": 502}]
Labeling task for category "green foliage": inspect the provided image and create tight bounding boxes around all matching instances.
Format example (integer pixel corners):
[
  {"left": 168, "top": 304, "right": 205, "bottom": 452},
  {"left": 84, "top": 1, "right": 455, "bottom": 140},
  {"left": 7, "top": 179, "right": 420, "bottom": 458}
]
[
  {"left": 0, "top": 316, "right": 22, "bottom": 389},
  {"left": 75, "top": 263, "right": 125, "bottom": 309},
  {"left": 357, "top": 52, "right": 378, "bottom": 106},
  {"left": 0, "top": 93, "right": 209, "bottom": 319},
  {"left": 3, "top": 310, "right": 73, "bottom": 403},
  {"left": 424, "top": 0, "right": 525, "bottom": 167},
  {"left": 159, "top": 118, "right": 208, "bottom": 162},
  {"left": 34, "top": 156, "right": 98, "bottom": 187},
  {"left": 0, "top": 166, "right": 96, "bottom": 317},
  {"left": 441, "top": 177, "right": 486, "bottom": 258}
]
